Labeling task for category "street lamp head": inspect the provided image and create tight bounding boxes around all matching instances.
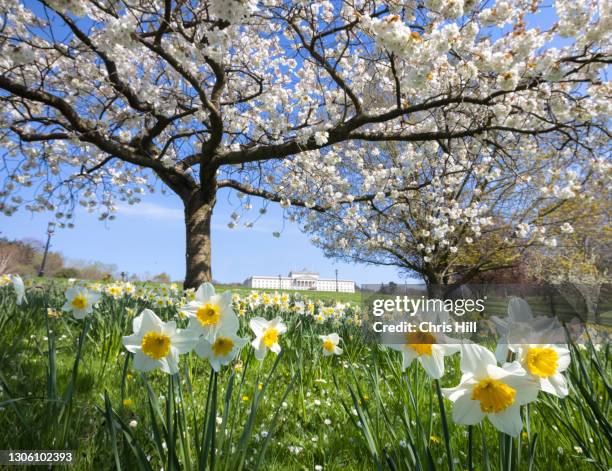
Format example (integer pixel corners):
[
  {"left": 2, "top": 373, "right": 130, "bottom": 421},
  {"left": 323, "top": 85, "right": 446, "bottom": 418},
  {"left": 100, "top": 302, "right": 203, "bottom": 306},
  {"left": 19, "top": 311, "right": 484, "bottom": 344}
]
[{"left": 47, "top": 221, "right": 56, "bottom": 234}]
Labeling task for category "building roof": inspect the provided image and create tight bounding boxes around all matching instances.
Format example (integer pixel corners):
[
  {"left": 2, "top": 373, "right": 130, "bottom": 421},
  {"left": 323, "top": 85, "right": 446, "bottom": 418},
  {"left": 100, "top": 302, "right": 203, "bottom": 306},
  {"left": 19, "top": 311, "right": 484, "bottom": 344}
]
[
  {"left": 288, "top": 269, "right": 318, "bottom": 276},
  {"left": 247, "top": 274, "right": 355, "bottom": 283}
]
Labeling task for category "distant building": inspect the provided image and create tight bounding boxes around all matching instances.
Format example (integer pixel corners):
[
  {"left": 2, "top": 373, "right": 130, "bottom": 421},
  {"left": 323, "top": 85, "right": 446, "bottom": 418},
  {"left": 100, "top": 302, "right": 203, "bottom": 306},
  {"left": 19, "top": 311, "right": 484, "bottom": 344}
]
[{"left": 244, "top": 270, "right": 355, "bottom": 293}]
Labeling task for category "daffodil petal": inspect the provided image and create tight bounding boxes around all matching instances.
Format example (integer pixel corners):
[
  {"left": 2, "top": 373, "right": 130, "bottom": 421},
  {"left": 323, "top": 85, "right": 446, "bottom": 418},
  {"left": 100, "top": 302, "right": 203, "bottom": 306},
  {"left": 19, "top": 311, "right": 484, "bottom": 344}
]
[
  {"left": 122, "top": 333, "right": 143, "bottom": 353},
  {"left": 138, "top": 309, "right": 163, "bottom": 333},
  {"left": 195, "top": 283, "right": 215, "bottom": 303},
  {"left": 542, "top": 374, "right": 568, "bottom": 397},
  {"left": 254, "top": 344, "right": 268, "bottom": 361},
  {"left": 194, "top": 338, "right": 212, "bottom": 359},
  {"left": 419, "top": 351, "right": 444, "bottom": 379},
  {"left": 133, "top": 350, "right": 160, "bottom": 372},
  {"left": 508, "top": 297, "right": 533, "bottom": 322},
  {"left": 487, "top": 404, "right": 523, "bottom": 437},
  {"left": 172, "top": 328, "right": 199, "bottom": 354},
  {"left": 249, "top": 317, "right": 268, "bottom": 336},
  {"left": 460, "top": 343, "right": 496, "bottom": 377},
  {"left": 452, "top": 393, "right": 485, "bottom": 425},
  {"left": 401, "top": 347, "right": 417, "bottom": 370}
]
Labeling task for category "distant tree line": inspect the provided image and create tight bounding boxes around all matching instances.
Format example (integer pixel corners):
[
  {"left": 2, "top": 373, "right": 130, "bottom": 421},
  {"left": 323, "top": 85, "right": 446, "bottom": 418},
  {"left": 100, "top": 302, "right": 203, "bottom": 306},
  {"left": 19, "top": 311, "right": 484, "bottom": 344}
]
[
  {"left": 0, "top": 237, "right": 116, "bottom": 279},
  {"left": 0, "top": 237, "right": 179, "bottom": 283}
]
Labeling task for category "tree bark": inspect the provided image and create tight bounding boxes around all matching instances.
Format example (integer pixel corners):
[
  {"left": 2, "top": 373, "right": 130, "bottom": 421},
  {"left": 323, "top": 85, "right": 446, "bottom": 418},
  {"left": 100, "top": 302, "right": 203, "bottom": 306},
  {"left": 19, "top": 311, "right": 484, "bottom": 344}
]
[{"left": 184, "top": 188, "right": 216, "bottom": 289}]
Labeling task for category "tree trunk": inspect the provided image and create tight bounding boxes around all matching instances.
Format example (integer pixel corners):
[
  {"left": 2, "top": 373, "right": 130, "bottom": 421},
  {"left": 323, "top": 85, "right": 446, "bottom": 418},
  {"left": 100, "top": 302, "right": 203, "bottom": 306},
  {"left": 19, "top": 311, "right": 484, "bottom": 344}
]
[
  {"left": 424, "top": 272, "right": 458, "bottom": 299},
  {"left": 425, "top": 273, "right": 443, "bottom": 299},
  {"left": 184, "top": 190, "right": 215, "bottom": 289}
]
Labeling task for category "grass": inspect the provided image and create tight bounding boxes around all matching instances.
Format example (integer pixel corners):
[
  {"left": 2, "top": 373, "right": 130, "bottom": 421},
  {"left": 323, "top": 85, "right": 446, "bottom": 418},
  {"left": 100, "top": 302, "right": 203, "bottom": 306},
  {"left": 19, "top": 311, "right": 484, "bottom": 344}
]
[{"left": 0, "top": 281, "right": 610, "bottom": 470}]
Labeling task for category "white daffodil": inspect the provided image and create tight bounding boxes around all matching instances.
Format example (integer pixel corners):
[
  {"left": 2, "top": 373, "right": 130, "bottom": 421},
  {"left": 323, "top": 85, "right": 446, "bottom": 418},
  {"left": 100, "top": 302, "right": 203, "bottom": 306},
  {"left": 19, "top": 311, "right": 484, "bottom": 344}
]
[
  {"left": 62, "top": 286, "right": 101, "bottom": 319},
  {"left": 9, "top": 274, "right": 26, "bottom": 305},
  {"left": 492, "top": 297, "right": 562, "bottom": 362},
  {"left": 194, "top": 332, "right": 249, "bottom": 372},
  {"left": 122, "top": 309, "right": 198, "bottom": 374},
  {"left": 443, "top": 343, "right": 540, "bottom": 437},
  {"left": 320, "top": 333, "right": 343, "bottom": 356},
  {"left": 181, "top": 283, "right": 238, "bottom": 341},
  {"left": 511, "top": 343, "right": 571, "bottom": 398},
  {"left": 249, "top": 316, "right": 286, "bottom": 361},
  {"left": 0, "top": 274, "right": 11, "bottom": 287},
  {"left": 387, "top": 330, "right": 460, "bottom": 379}
]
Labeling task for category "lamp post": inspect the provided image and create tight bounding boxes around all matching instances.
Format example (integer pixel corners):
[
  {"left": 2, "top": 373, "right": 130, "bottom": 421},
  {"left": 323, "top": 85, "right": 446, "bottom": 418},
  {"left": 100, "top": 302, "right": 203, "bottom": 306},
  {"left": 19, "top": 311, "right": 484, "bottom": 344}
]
[
  {"left": 335, "top": 269, "right": 339, "bottom": 292},
  {"left": 38, "top": 222, "right": 56, "bottom": 277}
]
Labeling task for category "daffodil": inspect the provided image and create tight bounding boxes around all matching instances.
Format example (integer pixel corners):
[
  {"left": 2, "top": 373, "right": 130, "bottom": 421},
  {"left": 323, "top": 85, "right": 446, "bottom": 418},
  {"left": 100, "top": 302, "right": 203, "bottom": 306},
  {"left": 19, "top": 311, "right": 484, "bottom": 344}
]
[
  {"left": 443, "top": 343, "right": 539, "bottom": 436},
  {"left": 184, "top": 288, "right": 196, "bottom": 301},
  {"left": 122, "top": 309, "right": 198, "bottom": 374},
  {"left": 387, "top": 329, "right": 460, "bottom": 379},
  {"left": 106, "top": 283, "right": 124, "bottom": 298},
  {"left": 194, "top": 332, "right": 248, "bottom": 372},
  {"left": 320, "top": 333, "right": 343, "bottom": 356},
  {"left": 0, "top": 274, "right": 11, "bottom": 287},
  {"left": 249, "top": 316, "right": 286, "bottom": 360},
  {"left": 248, "top": 291, "right": 260, "bottom": 308},
  {"left": 181, "top": 283, "right": 238, "bottom": 341},
  {"left": 512, "top": 343, "right": 571, "bottom": 397},
  {"left": 492, "top": 297, "right": 562, "bottom": 362},
  {"left": 9, "top": 274, "right": 26, "bottom": 305},
  {"left": 62, "top": 286, "right": 101, "bottom": 319}
]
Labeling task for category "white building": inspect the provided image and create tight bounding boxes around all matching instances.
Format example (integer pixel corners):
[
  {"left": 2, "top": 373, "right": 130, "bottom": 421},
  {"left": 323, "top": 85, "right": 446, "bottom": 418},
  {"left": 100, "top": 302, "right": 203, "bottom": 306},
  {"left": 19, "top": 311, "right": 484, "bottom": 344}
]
[{"left": 244, "top": 270, "right": 355, "bottom": 293}]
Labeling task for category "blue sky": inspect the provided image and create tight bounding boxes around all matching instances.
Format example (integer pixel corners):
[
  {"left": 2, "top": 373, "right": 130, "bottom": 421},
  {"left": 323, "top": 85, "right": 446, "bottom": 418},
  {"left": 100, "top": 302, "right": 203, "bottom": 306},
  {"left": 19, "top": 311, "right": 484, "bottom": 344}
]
[{"left": 0, "top": 189, "right": 410, "bottom": 284}]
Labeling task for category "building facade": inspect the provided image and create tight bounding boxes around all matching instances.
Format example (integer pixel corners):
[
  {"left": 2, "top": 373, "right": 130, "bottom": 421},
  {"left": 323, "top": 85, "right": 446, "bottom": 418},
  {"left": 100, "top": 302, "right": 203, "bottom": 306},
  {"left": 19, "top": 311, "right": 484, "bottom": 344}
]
[{"left": 244, "top": 270, "right": 356, "bottom": 293}]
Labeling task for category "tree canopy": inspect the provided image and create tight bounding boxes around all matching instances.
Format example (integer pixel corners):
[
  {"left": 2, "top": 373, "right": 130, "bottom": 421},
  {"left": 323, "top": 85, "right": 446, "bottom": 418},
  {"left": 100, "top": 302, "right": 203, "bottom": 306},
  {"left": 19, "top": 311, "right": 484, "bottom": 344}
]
[{"left": 0, "top": 0, "right": 609, "bottom": 285}]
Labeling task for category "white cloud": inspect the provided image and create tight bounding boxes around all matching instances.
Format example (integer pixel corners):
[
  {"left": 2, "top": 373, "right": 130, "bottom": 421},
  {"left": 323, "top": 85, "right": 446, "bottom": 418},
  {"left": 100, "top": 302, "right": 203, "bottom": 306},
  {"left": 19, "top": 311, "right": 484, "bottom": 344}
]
[
  {"left": 116, "top": 202, "right": 183, "bottom": 221},
  {"left": 115, "top": 202, "right": 300, "bottom": 236}
]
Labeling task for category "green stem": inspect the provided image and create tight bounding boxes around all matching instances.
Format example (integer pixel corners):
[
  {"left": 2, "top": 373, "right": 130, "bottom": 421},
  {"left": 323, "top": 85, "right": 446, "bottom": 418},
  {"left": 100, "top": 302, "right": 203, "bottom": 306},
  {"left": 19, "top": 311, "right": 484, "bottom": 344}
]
[
  {"left": 468, "top": 425, "right": 474, "bottom": 471},
  {"left": 61, "top": 318, "right": 90, "bottom": 444},
  {"left": 434, "top": 379, "right": 454, "bottom": 471}
]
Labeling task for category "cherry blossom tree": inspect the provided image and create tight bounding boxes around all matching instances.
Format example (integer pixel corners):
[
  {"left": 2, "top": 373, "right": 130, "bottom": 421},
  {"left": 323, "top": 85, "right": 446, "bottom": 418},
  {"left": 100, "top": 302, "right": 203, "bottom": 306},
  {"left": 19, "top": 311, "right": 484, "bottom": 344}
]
[
  {"left": 299, "top": 138, "right": 610, "bottom": 295},
  {"left": 0, "top": 0, "right": 609, "bottom": 288}
]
